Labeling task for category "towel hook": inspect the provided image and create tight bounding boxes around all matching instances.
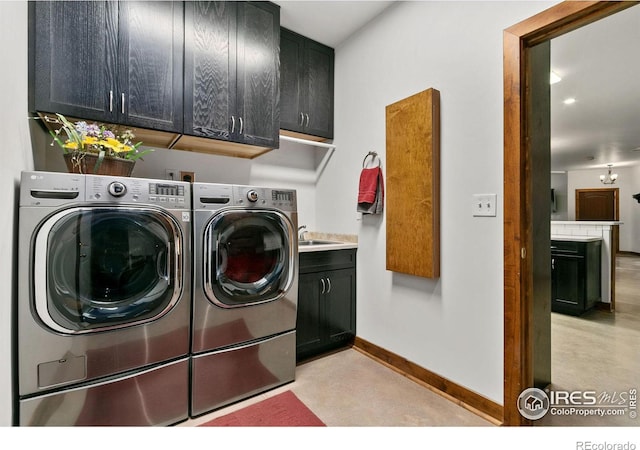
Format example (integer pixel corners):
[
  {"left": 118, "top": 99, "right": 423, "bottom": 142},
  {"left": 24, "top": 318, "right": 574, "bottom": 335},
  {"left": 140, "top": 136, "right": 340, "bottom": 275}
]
[{"left": 362, "top": 151, "right": 381, "bottom": 168}]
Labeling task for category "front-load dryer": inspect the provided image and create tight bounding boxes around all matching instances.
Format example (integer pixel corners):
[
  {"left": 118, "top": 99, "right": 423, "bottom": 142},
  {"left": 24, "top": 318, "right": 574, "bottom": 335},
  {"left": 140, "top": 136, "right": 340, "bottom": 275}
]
[
  {"left": 190, "top": 183, "right": 298, "bottom": 417},
  {"left": 17, "top": 171, "right": 192, "bottom": 426}
]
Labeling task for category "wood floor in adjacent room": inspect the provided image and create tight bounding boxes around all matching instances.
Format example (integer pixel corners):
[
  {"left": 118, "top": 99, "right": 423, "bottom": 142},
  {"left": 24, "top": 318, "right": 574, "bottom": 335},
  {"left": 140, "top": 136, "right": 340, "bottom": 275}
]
[
  {"left": 536, "top": 253, "right": 640, "bottom": 427},
  {"left": 180, "top": 254, "right": 640, "bottom": 428}
]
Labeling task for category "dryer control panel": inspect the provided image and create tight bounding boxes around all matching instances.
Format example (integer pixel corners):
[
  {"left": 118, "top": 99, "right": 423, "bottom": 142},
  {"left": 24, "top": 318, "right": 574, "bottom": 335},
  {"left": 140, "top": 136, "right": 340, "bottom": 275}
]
[
  {"left": 233, "top": 186, "right": 297, "bottom": 211},
  {"left": 193, "top": 183, "right": 296, "bottom": 211}
]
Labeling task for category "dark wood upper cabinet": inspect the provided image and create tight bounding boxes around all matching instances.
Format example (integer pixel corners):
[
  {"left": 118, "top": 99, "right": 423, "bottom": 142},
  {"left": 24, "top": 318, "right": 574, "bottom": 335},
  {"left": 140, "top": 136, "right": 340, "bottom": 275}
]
[
  {"left": 32, "top": 1, "right": 118, "bottom": 123},
  {"left": 280, "top": 28, "right": 334, "bottom": 140},
  {"left": 32, "top": 1, "right": 183, "bottom": 133},
  {"left": 117, "top": 1, "right": 184, "bottom": 132},
  {"left": 184, "top": 1, "right": 280, "bottom": 149}
]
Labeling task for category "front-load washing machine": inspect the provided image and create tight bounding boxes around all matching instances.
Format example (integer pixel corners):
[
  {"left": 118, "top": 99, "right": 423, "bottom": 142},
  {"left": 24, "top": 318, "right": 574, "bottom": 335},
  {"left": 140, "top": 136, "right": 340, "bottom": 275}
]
[
  {"left": 190, "top": 182, "right": 298, "bottom": 417},
  {"left": 17, "top": 171, "right": 191, "bottom": 426}
]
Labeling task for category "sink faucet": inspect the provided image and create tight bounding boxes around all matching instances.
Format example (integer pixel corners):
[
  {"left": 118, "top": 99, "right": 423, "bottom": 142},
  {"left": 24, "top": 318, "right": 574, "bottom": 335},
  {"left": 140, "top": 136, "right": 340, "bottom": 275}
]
[{"left": 298, "top": 225, "right": 307, "bottom": 241}]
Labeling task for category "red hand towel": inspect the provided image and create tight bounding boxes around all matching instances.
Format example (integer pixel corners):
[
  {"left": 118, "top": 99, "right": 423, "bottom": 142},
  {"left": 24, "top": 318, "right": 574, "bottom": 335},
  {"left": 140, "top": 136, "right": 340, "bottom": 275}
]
[{"left": 358, "top": 167, "right": 381, "bottom": 203}]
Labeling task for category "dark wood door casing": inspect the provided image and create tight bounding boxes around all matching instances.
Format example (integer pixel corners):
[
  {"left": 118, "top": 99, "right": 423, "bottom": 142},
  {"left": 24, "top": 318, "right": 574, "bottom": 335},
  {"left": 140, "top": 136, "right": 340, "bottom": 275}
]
[{"left": 503, "top": 0, "right": 637, "bottom": 426}]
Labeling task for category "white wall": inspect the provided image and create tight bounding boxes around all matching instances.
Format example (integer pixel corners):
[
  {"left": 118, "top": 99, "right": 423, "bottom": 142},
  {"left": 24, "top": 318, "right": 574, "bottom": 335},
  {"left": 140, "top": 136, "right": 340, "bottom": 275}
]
[
  {"left": 317, "top": 1, "right": 555, "bottom": 404},
  {"left": 1, "top": 1, "right": 32, "bottom": 426},
  {"left": 567, "top": 166, "right": 639, "bottom": 252}
]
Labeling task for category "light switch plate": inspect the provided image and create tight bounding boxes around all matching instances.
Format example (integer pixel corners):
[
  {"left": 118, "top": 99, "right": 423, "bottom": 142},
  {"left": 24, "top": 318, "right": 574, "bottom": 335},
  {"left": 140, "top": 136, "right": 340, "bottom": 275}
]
[{"left": 472, "top": 194, "right": 497, "bottom": 217}]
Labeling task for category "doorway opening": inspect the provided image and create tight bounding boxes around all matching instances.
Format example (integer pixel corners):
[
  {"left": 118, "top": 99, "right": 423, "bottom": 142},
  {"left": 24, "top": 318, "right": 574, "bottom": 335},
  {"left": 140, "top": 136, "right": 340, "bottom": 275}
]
[{"left": 502, "top": 0, "right": 638, "bottom": 426}]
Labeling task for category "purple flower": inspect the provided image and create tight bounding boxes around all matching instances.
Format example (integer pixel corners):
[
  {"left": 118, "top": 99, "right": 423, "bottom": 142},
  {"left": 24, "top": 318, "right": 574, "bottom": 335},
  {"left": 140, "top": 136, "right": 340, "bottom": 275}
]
[
  {"left": 86, "top": 124, "right": 101, "bottom": 137},
  {"left": 103, "top": 130, "right": 115, "bottom": 139},
  {"left": 74, "top": 121, "right": 89, "bottom": 134}
]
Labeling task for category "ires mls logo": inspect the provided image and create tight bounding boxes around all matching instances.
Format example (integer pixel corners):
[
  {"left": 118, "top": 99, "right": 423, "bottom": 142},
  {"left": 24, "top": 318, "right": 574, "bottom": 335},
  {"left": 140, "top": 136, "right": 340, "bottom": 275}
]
[
  {"left": 517, "top": 388, "right": 550, "bottom": 420},
  {"left": 518, "top": 387, "right": 638, "bottom": 420}
]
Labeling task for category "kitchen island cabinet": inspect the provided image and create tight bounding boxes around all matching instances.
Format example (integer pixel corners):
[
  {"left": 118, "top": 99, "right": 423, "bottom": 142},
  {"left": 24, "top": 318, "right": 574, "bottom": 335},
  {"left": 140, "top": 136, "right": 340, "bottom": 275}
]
[
  {"left": 551, "top": 237, "right": 602, "bottom": 315},
  {"left": 280, "top": 28, "right": 334, "bottom": 140},
  {"left": 297, "top": 249, "right": 356, "bottom": 361},
  {"left": 31, "top": 1, "right": 183, "bottom": 133},
  {"left": 183, "top": 1, "right": 280, "bottom": 149}
]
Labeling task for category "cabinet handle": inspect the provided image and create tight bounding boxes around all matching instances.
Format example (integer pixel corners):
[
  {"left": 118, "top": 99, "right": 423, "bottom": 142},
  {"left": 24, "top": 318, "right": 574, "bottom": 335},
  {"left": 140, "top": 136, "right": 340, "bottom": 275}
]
[
  {"left": 305, "top": 113, "right": 310, "bottom": 127},
  {"left": 320, "top": 278, "right": 326, "bottom": 294},
  {"left": 239, "top": 117, "right": 244, "bottom": 135},
  {"left": 552, "top": 258, "right": 555, "bottom": 270},
  {"left": 231, "top": 116, "right": 236, "bottom": 133},
  {"left": 121, "top": 93, "right": 125, "bottom": 114},
  {"left": 109, "top": 90, "right": 113, "bottom": 112},
  {"left": 299, "top": 112, "right": 304, "bottom": 126},
  {"left": 326, "top": 277, "right": 331, "bottom": 293}
]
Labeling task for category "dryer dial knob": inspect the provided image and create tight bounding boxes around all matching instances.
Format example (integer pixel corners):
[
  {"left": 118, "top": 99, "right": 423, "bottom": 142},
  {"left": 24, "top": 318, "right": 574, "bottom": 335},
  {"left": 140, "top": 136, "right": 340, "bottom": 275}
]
[
  {"left": 108, "top": 181, "right": 127, "bottom": 197},
  {"left": 247, "top": 190, "right": 259, "bottom": 202}
]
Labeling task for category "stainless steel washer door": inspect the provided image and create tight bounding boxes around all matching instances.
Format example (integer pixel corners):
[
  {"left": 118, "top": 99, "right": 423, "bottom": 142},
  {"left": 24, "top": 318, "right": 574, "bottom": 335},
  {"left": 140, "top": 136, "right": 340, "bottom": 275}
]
[
  {"left": 203, "top": 209, "right": 295, "bottom": 308},
  {"left": 34, "top": 206, "right": 183, "bottom": 334}
]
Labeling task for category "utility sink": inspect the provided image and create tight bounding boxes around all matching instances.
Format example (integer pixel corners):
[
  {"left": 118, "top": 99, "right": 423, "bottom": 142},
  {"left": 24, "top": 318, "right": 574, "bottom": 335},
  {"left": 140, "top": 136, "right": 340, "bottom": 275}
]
[{"left": 298, "top": 239, "right": 341, "bottom": 246}]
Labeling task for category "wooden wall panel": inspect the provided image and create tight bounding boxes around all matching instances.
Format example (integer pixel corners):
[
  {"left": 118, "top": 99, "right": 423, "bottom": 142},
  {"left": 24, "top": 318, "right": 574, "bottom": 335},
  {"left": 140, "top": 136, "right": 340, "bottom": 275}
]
[{"left": 385, "top": 88, "right": 440, "bottom": 278}]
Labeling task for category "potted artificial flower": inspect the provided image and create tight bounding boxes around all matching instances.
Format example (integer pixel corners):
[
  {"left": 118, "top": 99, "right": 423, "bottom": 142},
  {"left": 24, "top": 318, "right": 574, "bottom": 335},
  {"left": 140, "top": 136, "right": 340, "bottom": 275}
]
[{"left": 49, "top": 113, "right": 153, "bottom": 176}]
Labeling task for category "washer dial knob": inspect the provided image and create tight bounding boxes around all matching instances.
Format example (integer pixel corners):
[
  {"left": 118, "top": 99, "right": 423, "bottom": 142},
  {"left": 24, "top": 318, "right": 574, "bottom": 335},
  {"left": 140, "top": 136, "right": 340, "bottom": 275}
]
[
  {"left": 246, "top": 190, "right": 259, "bottom": 202},
  {"left": 108, "top": 181, "right": 127, "bottom": 197}
]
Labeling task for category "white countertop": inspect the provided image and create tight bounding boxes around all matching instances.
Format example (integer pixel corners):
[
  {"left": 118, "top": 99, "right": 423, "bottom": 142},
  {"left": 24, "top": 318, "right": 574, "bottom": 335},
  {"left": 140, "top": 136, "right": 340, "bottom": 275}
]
[
  {"left": 551, "top": 221, "right": 623, "bottom": 226},
  {"left": 551, "top": 235, "right": 603, "bottom": 242},
  {"left": 297, "top": 231, "right": 358, "bottom": 253},
  {"left": 298, "top": 241, "right": 358, "bottom": 253}
]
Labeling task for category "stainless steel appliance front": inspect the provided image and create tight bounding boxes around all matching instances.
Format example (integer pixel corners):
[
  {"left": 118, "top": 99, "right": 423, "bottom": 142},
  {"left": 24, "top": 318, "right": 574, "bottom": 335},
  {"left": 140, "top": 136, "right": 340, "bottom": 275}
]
[
  {"left": 17, "top": 171, "right": 192, "bottom": 426},
  {"left": 191, "top": 182, "right": 298, "bottom": 417}
]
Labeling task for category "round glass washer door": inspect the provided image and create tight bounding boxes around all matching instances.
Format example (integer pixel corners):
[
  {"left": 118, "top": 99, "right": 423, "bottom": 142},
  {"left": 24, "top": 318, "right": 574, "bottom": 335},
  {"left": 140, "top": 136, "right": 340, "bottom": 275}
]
[
  {"left": 33, "top": 207, "right": 183, "bottom": 334},
  {"left": 203, "top": 209, "right": 295, "bottom": 308}
]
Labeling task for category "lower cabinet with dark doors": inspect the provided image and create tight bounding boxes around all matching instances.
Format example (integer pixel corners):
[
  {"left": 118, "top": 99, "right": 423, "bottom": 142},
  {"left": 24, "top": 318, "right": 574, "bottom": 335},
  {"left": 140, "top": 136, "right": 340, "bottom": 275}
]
[
  {"left": 551, "top": 238, "right": 602, "bottom": 315},
  {"left": 297, "top": 249, "right": 356, "bottom": 361}
]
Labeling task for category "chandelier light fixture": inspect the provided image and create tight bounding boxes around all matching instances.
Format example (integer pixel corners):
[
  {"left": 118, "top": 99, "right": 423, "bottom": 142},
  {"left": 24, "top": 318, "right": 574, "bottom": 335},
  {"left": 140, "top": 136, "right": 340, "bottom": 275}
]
[{"left": 600, "top": 164, "right": 618, "bottom": 184}]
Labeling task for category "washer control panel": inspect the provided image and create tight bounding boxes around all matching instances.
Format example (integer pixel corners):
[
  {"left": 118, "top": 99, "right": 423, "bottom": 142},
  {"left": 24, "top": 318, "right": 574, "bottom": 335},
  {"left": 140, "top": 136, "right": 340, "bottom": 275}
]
[{"left": 85, "top": 175, "right": 190, "bottom": 209}]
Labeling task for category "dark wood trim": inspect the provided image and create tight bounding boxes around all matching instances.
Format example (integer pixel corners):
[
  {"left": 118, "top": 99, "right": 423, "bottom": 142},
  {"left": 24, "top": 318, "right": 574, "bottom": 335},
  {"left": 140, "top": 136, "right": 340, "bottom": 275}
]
[
  {"left": 595, "top": 301, "right": 613, "bottom": 312},
  {"left": 353, "top": 337, "right": 502, "bottom": 425},
  {"left": 503, "top": 0, "right": 638, "bottom": 426}
]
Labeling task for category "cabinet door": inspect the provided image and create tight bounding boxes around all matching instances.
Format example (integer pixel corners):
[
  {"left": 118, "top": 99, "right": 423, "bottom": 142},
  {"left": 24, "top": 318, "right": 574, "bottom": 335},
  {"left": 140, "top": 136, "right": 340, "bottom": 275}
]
[
  {"left": 235, "top": 2, "right": 280, "bottom": 148},
  {"left": 552, "top": 254, "right": 583, "bottom": 313},
  {"left": 33, "top": 1, "right": 118, "bottom": 122},
  {"left": 118, "top": 1, "right": 183, "bottom": 132},
  {"left": 296, "top": 273, "right": 323, "bottom": 357},
  {"left": 324, "top": 268, "right": 356, "bottom": 343},
  {"left": 184, "top": 1, "right": 236, "bottom": 140},
  {"left": 280, "top": 29, "right": 304, "bottom": 133},
  {"left": 304, "top": 40, "right": 334, "bottom": 139}
]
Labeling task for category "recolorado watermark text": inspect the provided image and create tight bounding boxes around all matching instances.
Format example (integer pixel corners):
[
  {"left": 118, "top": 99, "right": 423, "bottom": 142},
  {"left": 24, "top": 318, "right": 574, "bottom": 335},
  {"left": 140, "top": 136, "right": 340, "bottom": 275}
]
[{"left": 576, "top": 442, "right": 636, "bottom": 450}]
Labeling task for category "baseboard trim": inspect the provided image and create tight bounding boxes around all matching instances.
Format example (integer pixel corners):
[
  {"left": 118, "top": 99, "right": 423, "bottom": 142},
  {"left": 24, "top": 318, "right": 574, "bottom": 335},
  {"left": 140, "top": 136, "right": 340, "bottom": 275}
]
[
  {"left": 595, "top": 301, "right": 613, "bottom": 312},
  {"left": 617, "top": 251, "right": 640, "bottom": 257},
  {"left": 352, "top": 337, "right": 503, "bottom": 425}
]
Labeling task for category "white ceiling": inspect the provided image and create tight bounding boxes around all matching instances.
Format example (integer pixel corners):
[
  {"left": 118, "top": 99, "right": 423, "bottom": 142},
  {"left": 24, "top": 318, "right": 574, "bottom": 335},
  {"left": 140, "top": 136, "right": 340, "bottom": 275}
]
[
  {"left": 275, "top": 1, "right": 394, "bottom": 48},
  {"left": 277, "top": 1, "right": 640, "bottom": 173},
  {"left": 551, "top": 4, "right": 640, "bottom": 172}
]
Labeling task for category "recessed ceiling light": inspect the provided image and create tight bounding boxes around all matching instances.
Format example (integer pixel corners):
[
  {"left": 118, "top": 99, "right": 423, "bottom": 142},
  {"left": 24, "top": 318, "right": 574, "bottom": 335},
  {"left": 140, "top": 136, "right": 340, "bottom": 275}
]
[
  {"left": 550, "top": 71, "right": 562, "bottom": 85},
  {"left": 563, "top": 97, "right": 576, "bottom": 105}
]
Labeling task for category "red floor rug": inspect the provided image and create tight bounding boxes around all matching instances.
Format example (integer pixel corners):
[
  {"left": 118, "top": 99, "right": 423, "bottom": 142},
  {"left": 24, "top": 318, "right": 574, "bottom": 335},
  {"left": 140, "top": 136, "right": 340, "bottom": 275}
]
[{"left": 199, "top": 391, "right": 325, "bottom": 427}]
